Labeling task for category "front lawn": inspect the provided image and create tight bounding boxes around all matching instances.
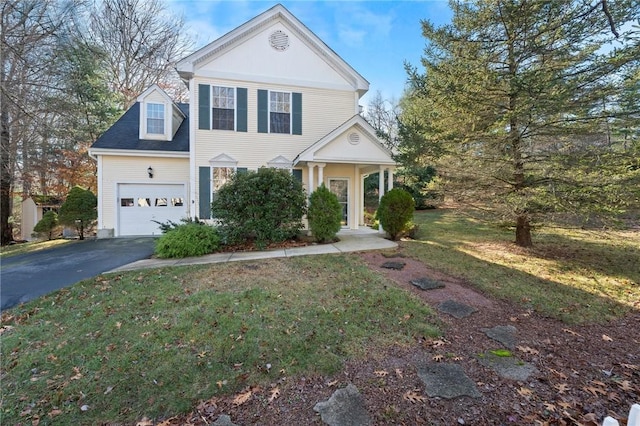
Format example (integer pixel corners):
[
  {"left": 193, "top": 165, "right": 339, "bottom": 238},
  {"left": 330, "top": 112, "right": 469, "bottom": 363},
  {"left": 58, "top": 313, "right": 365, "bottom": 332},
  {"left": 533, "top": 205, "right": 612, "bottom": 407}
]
[
  {"left": 403, "top": 210, "right": 640, "bottom": 323},
  {"left": 0, "top": 239, "right": 71, "bottom": 258},
  {"left": 0, "top": 255, "right": 438, "bottom": 425}
]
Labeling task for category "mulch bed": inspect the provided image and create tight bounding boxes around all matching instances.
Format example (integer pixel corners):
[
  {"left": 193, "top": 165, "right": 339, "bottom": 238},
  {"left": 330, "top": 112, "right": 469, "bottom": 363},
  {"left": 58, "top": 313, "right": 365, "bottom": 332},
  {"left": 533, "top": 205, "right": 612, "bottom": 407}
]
[{"left": 162, "top": 250, "right": 640, "bottom": 426}]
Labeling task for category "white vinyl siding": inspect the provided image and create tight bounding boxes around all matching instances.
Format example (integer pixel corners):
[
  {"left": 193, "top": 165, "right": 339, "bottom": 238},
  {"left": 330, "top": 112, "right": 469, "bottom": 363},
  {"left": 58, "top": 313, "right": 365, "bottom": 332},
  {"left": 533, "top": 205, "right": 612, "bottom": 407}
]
[{"left": 193, "top": 80, "right": 355, "bottom": 170}]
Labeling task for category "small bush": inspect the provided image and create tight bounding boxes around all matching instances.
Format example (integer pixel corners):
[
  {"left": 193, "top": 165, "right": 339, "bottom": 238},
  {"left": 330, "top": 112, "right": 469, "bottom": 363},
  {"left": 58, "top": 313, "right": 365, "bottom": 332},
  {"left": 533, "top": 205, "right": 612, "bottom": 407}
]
[
  {"left": 155, "top": 223, "right": 220, "bottom": 258},
  {"left": 153, "top": 217, "right": 204, "bottom": 234},
  {"left": 33, "top": 210, "right": 59, "bottom": 240},
  {"left": 376, "top": 188, "right": 415, "bottom": 240},
  {"left": 212, "top": 168, "right": 307, "bottom": 249},
  {"left": 308, "top": 184, "right": 342, "bottom": 243},
  {"left": 58, "top": 186, "right": 97, "bottom": 240}
]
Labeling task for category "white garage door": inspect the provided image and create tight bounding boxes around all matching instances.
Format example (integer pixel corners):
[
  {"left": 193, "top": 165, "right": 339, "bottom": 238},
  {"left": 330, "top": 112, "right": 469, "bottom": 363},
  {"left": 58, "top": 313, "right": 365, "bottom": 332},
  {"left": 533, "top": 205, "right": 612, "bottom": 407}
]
[{"left": 118, "top": 183, "right": 187, "bottom": 236}]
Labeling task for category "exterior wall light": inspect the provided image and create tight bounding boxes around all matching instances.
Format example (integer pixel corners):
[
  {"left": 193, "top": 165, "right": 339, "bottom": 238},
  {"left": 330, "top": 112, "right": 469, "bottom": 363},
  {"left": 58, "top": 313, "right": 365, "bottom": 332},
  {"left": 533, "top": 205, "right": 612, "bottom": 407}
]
[{"left": 147, "top": 166, "right": 154, "bottom": 178}]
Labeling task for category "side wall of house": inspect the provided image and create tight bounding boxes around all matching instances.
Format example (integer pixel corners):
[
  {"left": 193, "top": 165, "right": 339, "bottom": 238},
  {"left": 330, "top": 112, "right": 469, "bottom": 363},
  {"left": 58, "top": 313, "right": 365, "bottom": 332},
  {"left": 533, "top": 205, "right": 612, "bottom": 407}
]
[{"left": 98, "top": 155, "right": 189, "bottom": 233}]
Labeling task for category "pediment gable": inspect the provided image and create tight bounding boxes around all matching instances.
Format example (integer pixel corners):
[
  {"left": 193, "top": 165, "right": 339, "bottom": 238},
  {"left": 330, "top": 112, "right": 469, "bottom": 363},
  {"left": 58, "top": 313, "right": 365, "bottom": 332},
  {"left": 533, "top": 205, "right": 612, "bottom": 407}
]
[
  {"left": 295, "top": 115, "right": 395, "bottom": 165},
  {"left": 267, "top": 155, "right": 293, "bottom": 168},
  {"left": 177, "top": 4, "right": 369, "bottom": 95},
  {"left": 209, "top": 153, "right": 238, "bottom": 167}
]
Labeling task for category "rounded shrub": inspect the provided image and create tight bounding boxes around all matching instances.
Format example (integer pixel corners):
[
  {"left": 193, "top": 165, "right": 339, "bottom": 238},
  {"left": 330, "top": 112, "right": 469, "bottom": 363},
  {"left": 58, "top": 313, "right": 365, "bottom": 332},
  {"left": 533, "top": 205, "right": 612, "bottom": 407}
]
[
  {"left": 308, "top": 184, "right": 342, "bottom": 243},
  {"left": 155, "top": 223, "right": 220, "bottom": 258},
  {"left": 33, "top": 210, "right": 59, "bottom": 240},
  {"left": 211, "top": 167, "right": 307, "bottom": 249},
  {"left": 376, "top": 188, "right": 415, "bottom": 240}
]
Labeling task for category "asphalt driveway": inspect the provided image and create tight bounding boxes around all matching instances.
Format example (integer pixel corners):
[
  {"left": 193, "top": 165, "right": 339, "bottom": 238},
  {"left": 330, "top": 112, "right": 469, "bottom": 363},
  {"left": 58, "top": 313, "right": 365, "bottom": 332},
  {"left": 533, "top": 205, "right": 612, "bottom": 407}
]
[{"left": 1, "top": 238, "right": 156, "bottom": 311}]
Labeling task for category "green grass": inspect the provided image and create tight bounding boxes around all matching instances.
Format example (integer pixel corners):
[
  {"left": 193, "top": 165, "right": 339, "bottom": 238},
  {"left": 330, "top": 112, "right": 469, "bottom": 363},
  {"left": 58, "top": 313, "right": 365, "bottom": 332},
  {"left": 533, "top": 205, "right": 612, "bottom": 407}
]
[
  {"left": 0, "top": 255, "right": 439, "bottom": 425},
  {"left": 403, "top": 209, "right": 640, "bottom": 323},
  {"left": 0, "top": 239, "right": 71, "bottom": 258}
]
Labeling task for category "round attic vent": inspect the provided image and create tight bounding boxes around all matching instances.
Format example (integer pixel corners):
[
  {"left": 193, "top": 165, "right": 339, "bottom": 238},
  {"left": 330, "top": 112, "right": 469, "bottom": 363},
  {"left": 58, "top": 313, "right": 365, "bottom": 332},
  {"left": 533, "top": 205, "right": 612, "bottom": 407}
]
[
  {"left": 269, "top": 30, "right": 289, "bottom": 51},
  {"left": 348, "top": 132, "right": 360, "bottom": 145}
]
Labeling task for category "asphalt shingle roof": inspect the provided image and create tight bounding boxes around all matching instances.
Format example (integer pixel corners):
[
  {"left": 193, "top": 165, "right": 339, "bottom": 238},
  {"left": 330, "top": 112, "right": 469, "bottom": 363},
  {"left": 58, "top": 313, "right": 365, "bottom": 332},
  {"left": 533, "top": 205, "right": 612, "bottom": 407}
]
[{"left": 91, "top": 103, "right": 189, "bottom": 152}]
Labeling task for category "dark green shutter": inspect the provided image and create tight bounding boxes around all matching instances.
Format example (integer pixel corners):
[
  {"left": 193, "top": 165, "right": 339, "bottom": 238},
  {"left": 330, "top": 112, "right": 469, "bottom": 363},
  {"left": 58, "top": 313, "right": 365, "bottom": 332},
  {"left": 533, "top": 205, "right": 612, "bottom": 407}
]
[
  {"left": 257, "top": 89, "right": 268, "bottom": 133},
  {"left": 292, "top": 92, "right": 302, "bottom": 135},
  {"left": 292, "top": 169, "right": 303, "bottom": 182},
  {"left": 236, "top": 88, "right": 247, "bottom": 132},
  {"left": 199, "top": 166, "right": 211, "bottom": 219},
  {"left": 198, "top": 84, "right": 210, "bottom": 130}
]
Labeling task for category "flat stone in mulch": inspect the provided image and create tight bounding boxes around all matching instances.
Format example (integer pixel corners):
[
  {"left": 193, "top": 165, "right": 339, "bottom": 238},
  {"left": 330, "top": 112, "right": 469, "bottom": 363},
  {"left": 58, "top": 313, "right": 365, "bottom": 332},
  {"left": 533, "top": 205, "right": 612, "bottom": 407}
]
[
  {"left": 381, "top": 261, "right": 406, "bottom": 270},
  {"left": 410, "top": 277, "right": 446, "bottom": 291},
  {"left": 482, "top": 325, "right": 518, "bottom": 349},
  {"left": 417, "top": 363, "right": 481, "bottom": 399},
  {"left": 437, "top": 299, "right": 478, "bottom": 319},
  {"left": 212, "top": 414, "right": 237, "bottom": 426},
  {"left": 477, "top": 351, "right": 537, "bottom": 381},
  {"left": 313, "top": 384, "right": 371, "bottom": 426}
]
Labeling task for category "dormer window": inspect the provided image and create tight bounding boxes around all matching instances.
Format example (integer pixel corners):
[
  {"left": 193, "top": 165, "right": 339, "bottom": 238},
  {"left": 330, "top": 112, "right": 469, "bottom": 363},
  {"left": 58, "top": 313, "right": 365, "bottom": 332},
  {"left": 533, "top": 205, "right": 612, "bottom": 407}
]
[{"left": 147, "top": 103, "right": 165, "bottom": 134}]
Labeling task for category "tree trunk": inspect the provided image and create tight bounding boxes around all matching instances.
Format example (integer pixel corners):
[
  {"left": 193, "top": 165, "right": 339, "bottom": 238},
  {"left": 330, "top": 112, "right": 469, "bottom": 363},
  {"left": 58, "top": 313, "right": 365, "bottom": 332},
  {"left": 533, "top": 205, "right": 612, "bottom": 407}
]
[
  {"left": 0, "top": 106, "right": 13, "bottom": 245},
  {"left": 515, "top": 215, "right": 532, "bottom": 247}
]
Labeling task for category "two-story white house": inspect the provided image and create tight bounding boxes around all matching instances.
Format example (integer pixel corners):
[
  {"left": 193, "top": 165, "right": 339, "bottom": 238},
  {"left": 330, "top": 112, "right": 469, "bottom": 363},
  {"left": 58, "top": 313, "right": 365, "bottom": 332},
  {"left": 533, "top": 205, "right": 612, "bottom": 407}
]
[{"left": 90, "top": 4, "right": 396, "bottom": 237}]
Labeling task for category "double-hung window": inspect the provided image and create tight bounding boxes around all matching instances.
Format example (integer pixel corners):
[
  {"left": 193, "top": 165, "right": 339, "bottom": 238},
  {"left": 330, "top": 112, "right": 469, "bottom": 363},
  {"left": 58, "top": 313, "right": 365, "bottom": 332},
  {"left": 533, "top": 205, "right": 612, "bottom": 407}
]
[
  {"left": 146, "top": 103, "right": 164, "bottom": 134},
  {"left": 270, "top": 91, "right": 291, "bottom": 134},
  {"left": 212, "top": 86, "right": 235, "bottom": 130}
]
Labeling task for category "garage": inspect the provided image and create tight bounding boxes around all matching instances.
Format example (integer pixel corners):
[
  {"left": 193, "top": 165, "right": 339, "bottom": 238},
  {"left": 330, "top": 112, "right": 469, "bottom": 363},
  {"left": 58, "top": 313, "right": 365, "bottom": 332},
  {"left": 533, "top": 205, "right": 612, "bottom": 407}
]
[{"left": 117, "top": 183, "right": 187, "bottom": 236}]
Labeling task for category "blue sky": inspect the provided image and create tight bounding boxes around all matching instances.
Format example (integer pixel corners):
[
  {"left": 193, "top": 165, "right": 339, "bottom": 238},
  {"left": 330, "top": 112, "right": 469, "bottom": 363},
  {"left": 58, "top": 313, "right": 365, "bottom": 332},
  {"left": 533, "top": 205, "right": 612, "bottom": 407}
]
[{"left": 167, "top": 1, "right": 453, "bottom": 105}]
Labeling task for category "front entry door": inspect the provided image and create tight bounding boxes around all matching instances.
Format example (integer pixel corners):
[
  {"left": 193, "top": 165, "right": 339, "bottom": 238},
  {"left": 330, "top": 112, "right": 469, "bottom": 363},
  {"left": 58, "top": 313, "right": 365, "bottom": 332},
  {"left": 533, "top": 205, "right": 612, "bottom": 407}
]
[{"left": 328, "top": 178, "right": 349, "bottom": 227}]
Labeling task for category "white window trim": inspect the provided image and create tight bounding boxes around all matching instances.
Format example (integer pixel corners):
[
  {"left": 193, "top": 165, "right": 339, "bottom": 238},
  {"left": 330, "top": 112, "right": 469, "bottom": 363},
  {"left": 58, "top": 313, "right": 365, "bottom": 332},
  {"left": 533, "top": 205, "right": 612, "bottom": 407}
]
[
  {"left": 140, "top": 101, "right": 169, "bottom": 141},
  {"left": 268, "top": 90, "right": 292, "bottom": 135},
  {"left": 210, "top": 85, "right": 237, "bottom": 131}
]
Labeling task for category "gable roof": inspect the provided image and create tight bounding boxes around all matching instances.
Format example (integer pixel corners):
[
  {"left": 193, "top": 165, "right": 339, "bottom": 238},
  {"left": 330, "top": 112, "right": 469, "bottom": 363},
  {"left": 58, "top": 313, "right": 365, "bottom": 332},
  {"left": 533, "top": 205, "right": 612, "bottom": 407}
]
[
  {"left": 177, "top": 3, "right": 369, "bottom": 96},
  {"left": 90, "top": 103, "right": 189, "bottom": 153},
  {"left": 137, "top": 84, "right": 187, "bottom": 119},
  {"left": 295, "top": 115, "right": 395, "bottom": 165}
]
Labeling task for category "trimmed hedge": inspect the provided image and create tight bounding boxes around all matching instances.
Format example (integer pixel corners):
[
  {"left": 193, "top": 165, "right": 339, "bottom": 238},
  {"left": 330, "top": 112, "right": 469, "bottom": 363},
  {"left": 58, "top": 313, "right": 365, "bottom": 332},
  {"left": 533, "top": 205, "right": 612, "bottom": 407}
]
[
  {"left": 376, "top": 188, "right": 415, "bottom": 240},
  {"left": 308, "top": 184, "right": 342, "bottom": 243}
]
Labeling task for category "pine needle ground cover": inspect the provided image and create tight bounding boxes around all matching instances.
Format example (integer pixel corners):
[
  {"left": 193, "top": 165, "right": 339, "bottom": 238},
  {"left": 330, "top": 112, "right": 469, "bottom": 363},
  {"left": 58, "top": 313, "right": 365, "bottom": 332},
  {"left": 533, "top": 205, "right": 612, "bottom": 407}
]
[
  {"left": 404, "top": 210, "right": 639, "bottom": 323},
  {"left": 0, "top": 255, "right": 438, "bottom": 425}
]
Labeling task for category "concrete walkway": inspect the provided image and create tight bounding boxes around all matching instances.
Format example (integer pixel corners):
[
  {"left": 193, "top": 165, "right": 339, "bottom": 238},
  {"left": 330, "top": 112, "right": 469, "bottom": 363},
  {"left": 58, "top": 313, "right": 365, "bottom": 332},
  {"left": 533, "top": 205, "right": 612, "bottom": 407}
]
[{"left": 106, "top": 228, "right": 397, "bottom": 273}]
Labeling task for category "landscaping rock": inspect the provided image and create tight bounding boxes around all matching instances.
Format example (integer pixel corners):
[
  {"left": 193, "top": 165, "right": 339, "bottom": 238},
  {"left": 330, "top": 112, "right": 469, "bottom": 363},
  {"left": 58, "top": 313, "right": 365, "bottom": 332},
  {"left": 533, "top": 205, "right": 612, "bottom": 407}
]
[
  {"left": 482, "top": 325, "right": 518, "bottom": 349},
  {"left": 212, "top": 414, "right": 237, "bottom": 426},
  {"left": 410, "top": 277, "right": 445, "bottom": 290},
  {"left": 417, "top": 363, "right": 481, "bottom": 399},
  {"left": 313, "top": 384, "right": 371, "bottom": 426},
  {"left": 477, "top": 351, "right": 537, "bottom": 381},
  {"left": 437, "top": 300, "right": 478, "bottom": 318},
  {"left": 381, "top": 261, "right": 406, "bottom": 270}
]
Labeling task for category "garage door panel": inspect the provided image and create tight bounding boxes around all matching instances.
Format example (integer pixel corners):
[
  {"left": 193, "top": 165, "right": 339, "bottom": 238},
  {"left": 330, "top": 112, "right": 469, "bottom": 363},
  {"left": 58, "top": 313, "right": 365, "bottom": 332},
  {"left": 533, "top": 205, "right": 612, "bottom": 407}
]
[{"left": 118, "top": 184, "right": 187, "bottom": 236}]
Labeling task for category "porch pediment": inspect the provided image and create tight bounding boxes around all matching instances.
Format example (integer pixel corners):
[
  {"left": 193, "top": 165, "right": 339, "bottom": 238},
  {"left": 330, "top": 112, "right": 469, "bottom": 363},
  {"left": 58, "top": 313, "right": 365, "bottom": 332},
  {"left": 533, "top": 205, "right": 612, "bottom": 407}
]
[{"left": 295, "top": 115, "right": 395, "bottom": 166}]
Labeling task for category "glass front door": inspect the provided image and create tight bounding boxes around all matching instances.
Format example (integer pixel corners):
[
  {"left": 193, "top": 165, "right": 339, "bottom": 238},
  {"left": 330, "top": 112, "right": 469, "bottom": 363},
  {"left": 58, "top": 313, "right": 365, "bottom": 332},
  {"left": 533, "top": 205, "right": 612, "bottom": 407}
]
[{"left": 328, "top": 178, "right": 349, "bottom": 227}]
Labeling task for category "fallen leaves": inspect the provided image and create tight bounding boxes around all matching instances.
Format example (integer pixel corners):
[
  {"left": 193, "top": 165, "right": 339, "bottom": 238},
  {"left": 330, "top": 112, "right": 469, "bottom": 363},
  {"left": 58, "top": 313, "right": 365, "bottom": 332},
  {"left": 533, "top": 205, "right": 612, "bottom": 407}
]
[
  {"left": 403, "top": 390, "right": 426, "bottom": 404},
  {"left": 232, "top": 389, "right": 252, "bottom": 406},
  {"left": 374, "top": 369, "right": 388, "bottom": 377},
  {"left": 268, "top": 387, "right": 280, "bottom": 403},
  {"left": 602, "top": 334, "right": 613, "bottom": 342},
  {"left": 516, "top": 345, "right": 539, "bottom": 355},
  {"left": 554, "top": 383, "right": 570, "bottom": 394}
]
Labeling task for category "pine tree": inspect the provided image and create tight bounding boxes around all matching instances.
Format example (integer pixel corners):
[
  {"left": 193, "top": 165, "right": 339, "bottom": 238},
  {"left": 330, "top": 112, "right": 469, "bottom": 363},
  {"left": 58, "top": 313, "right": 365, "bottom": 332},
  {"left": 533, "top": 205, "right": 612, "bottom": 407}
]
[{"left": 400, "top": 0, "right": 639, "bottom": 246}]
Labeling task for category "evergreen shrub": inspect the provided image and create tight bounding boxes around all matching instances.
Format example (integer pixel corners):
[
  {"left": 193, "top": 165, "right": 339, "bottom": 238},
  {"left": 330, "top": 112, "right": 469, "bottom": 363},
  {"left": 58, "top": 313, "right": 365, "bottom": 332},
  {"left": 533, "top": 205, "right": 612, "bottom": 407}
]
[
  {"left": 376, "top": 188, "right": 415, "bottom": 240},
  {"left": 308, "top": 184, "right": 342, "bottom": 243},
  {"left": 155, "top": 223, "right": 220, "bottom": 258},
  {"left": 212, "top": 167, "right": 307, "bottom": 249},
  {"left": 33, "top": 210, "right": 59, "bottom": 240}
]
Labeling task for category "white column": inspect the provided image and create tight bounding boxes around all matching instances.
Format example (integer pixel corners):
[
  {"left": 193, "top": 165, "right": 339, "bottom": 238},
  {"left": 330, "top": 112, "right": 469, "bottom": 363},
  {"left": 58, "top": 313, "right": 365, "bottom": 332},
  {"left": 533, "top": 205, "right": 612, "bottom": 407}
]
[
  {"left": 308, "top": 163, "right": 315, "bottom": 193},
  {"left": 316, "top": 163, "right": 326, "bottom": 188},
  {"left": 360, "top": 173, "right": 366, "bottom": 226},
  {"left": 354, "top": 165, "right": 360, "bottom": 228},
  {"left": 388, "top": 167, "right": 394, "bottom": 191}
]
